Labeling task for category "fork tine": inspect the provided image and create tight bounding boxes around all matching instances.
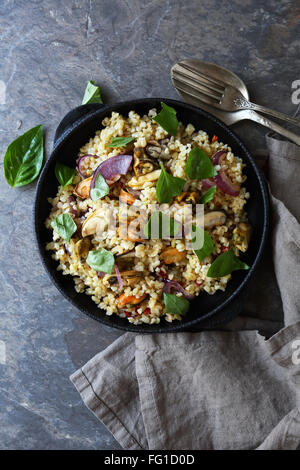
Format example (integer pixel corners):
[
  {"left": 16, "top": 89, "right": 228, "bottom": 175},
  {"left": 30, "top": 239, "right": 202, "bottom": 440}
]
[
  {"left": 172, "top": 68, "right": 223, "bottom": 99},
  {"left": 177, "top": 62, "right": 226, "bottom": 91},
  {"left": 172, "top": 74, "right": 221, "bottom": 103},
  {"left": 173, "top": 79, "right": 221, "bottom": 108}
]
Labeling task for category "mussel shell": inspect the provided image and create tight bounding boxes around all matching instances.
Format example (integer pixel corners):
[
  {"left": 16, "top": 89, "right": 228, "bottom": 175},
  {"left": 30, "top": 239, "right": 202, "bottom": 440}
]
[{"left": 105, "top": 270, "right": 143, "bottom": 285}]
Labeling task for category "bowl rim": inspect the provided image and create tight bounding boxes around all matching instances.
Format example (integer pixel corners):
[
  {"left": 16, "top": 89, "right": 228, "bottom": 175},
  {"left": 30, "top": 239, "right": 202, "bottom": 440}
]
[{"left": 34, "top": 97, "right": 269, "bottom": 333}]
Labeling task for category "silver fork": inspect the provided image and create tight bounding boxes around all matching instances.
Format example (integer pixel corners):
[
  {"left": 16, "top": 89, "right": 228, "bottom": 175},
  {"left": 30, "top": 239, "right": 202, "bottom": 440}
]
[{"left": 172, "top": 62, "right": 300, "bottom": 128}]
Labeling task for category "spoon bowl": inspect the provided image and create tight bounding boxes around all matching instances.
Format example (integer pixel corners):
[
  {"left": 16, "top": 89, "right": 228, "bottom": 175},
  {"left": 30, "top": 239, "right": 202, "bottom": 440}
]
[{"left": 172, "top": 60, "right": 250, "bottom": 125}]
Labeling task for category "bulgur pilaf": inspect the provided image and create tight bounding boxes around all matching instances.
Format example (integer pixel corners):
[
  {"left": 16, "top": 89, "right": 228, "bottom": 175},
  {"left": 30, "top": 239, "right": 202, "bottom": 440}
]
[{"left": 45, "top": 106, "right": 251, "bottom": 325}]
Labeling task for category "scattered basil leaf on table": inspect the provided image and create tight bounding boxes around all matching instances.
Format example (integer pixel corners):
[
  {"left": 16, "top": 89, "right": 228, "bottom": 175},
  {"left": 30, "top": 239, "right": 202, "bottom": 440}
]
[
  {"left": 82, "top": 80, "right": 103, "bottom": 105},
  {"left": 207, "top": 248, "right": 250, "bottom": 277},
  {"left": 185, "top": 148, "right": 217, "bottom": 180},
  {"left": 55, "top": 162, "right": 76, "bottom": 189},
  {"left": 90, "top": 173, "right": 110, "bottom": 201},
  {"left": 107, "top": 136, "right": 134, "bottom": 148},
  {"left": 156, "top": 162, "right": 185, "bottom": 203},
  {"left": 191, "top": 225, "right": 214, "bottom": 261},
  {"left": 144, "top": 211, "right": 182, "bottom": 239},
  {"left": 4, "top": 125, "right": 43, "bottom": 187},
  {"left": 163, "top": 293, "right": 190, "bottom": 316},
  {"left": 199, "top": 185, "right": 217, "bottom": 204},
  {"left": 86, "top": 249, "right": 114, "bottom": 273},
  {"left": 153, "top": 102, "right": 178, "bottom": 136},
  {"left": 51, "top": 213, "right": 77, "bottom": 242}
]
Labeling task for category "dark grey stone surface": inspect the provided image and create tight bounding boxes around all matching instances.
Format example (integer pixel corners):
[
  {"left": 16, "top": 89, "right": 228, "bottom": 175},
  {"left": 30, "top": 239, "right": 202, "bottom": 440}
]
[{"left": 0, "top": 0, "right": 298, "bottom": 450}]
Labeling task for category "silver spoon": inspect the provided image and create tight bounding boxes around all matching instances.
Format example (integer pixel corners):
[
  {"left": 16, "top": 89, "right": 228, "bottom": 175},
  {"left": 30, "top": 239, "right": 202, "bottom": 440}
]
[
  {"left": 171, "top": 60, "right": 300, "bottom": 146},
  {"left": 173, "top": 61, "right": 300, "bottom": 128}
]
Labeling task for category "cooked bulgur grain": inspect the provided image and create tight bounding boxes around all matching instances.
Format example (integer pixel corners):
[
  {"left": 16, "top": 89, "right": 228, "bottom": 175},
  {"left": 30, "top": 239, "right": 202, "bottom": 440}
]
[{"left": 45, "top": 109, "right": 249, "bottom": 324}]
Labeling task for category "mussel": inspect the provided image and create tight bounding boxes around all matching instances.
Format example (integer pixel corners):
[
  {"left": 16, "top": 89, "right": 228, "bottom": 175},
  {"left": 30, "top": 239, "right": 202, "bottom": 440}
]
[
  {"left": 117, "top": 293, "right": 147, "bottom": 308},
  {"left": 133, "top": 147, "right": 159, "bottom": 177},
  {"left": 176, "top": 192, "right": 198, "bottom": 204},
  {"left": 104, "top": 270, "right": 144, "bottom": 287},
  {"left": 74, "top": 237, "right": 91, "bottom": 257},
  {"left": 145, "top": 139, "right": 170, "bottom": 160},
  {"left": 74, "top": 176, "right": 92, "bottom": 199},
  {"left": 115, "top": 250, "right": 136, "bottom": 270},
  {"left": 82, "top": 207, "right": 113, "bottom": 237},
  {"left": 128, "top": 169, "right": 161, "bottom": 190},
  {"left": 196, "top": 211, "right": 227, "bottom": 229},
  {"left": 160, "top": 247, "right": 186, "bottom": 264}
]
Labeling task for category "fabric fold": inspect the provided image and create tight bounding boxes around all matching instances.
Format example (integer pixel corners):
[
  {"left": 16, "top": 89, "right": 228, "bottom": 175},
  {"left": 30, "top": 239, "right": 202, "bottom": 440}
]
[{"left": 71, "top": 333, "right": 146, "bottom": 450}]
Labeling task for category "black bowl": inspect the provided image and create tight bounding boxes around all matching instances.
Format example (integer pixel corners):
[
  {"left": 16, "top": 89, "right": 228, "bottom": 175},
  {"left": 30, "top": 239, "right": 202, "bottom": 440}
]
[{"left": 34, "top": 98, "right": 269, "bottom": 333}]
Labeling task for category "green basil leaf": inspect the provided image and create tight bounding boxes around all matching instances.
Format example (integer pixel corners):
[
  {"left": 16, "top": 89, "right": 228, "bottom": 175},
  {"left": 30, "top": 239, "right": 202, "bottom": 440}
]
[
  {"left": 90, "top": 173, "right": 110, "bottom": 201},
  {"left": 55, "top": 162, "right": 76, "bottom": 189},
  {"left": 4, "top": 124, "right": 43, "bottom": 187},
  {"left": 86, "top": 249, "right": 114, "bottom": 273},
  {"left": 51, "top": 213, "right": 77, "bottom": 242},
  {"left": 153, "top": 102, "right": 178, "bottom": 136},
  {"left": 163, "top": 293, "right": 190, "bottom": 316},
  {"left": 144, "top": 211, "right": 182, "bottom": 239},
  {"left": 199, "top": 185, "right": 217, "bottom": 204},
  {"left": 207, "top": 248, "right": 250, "bottom": 278},
  {"left": 191, "top": 225, "right": 214, "bottom": 261},
  {"left": 156, "top": 162, "right": 185, "bottom": 203},
  {"left": 185, "top": 148, "right": 217, "bottom": 180},
  {"left": 82, "top": 80, "right": 103, "bottom": 105},
  {"left": 107, "top": 136, "right": 134, "bottom": 148}
]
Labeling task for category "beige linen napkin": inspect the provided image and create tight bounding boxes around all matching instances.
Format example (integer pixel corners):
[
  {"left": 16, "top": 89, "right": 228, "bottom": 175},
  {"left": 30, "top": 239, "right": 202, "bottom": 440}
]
[{"left": 70, "top": 135, "right": 300, "bottom": 450}]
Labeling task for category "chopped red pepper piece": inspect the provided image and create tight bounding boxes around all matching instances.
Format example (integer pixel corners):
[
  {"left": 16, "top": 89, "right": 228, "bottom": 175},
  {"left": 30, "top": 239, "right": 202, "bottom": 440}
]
[{"left": 212, "top": 135, "right": 218, "bottom": 143}]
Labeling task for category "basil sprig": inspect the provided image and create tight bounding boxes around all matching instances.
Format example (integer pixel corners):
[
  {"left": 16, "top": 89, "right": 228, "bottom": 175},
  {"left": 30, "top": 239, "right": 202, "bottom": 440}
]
[
  {"left": 90, "top": 173, "right": 110, "bottom": 201},
  {"left": 199, "top": 185, "right": 217, "bottom": 204},
  {"left": 51, "top": 213, "right": 77, "bottom": 242},
  {"left": 185, "top": 148, "right": 217, "bottom": 180},
  {"left": 153, "top": 102, "right": 178, "bottom": 136},
  {"left": 86, "top": 249, "right": 114, "bottom": 273},
  {"left": 107, "top": 137, "right": 134, "bottom": 148},
  {"left": 55, "top": 162, "right": 75, "bottom": 189},
  {"left": 163, "top": 293, "right": 190, "bottom": 316},
  {"left": 191, "top": 225, "right": 214, "bottom": 261},
  {"left": 144, "top": 211, "right": 182, "bottom": 239},
  {"left": 207, "top": 248, "right": 250, "bottom": 278},
  {"left": 82, "top": 80, "right": 103, "bottom": 105},
  {"left": 4, "top": 125, "right": 44, "bottom": 187},
  {"left": 156, "top": 163, "right": 185, "bottom": 203}
]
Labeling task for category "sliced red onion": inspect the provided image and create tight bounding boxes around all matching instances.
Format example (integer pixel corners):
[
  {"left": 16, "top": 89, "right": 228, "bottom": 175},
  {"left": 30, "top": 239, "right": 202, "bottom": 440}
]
[
  {"left": 126, "top": 187, "right": 141, "bottom": 198},
  {"left": 214, "top": 170, "right": 240, "bottom": 196},
  {"left": 114, "top": 264, "right": 123, "bottom": 290},
  {"left": 202, "top": 178, "right": 215, "bottom": 190},
  {"left": 91, "top": 154, "right": 133, "bottom": 190},
  {"left": 64, "top": 245, "right": 71, "bottom": 255},
  {"left": 212, "top": 150, "right": 227, "bottom": 165},
  {"left": 97, "top": 271, "right": 106, "bottom": 278},
  {"left": 163, "top": 280, "right": 195, "bottom": 301},
  {"left": 67, "top": 196, "right": 78, "bottom": 217},
  {"left": 77, "top": 155, "right": 98, "bottom": 178},
  {"left": 203, "top": 151, "right": 239, "bottom": 196},
  {"left": 69, "top": 205, "right": 78, "bottom": 217}
]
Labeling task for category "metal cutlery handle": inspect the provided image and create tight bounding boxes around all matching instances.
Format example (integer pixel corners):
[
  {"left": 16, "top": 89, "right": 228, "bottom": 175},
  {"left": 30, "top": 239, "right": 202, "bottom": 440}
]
[
  {"left": 248, "top": 110, "right": 300, "bottom": 146},
  {"left": 235, "top": 98, "right": 300, "bottom": 128}
]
